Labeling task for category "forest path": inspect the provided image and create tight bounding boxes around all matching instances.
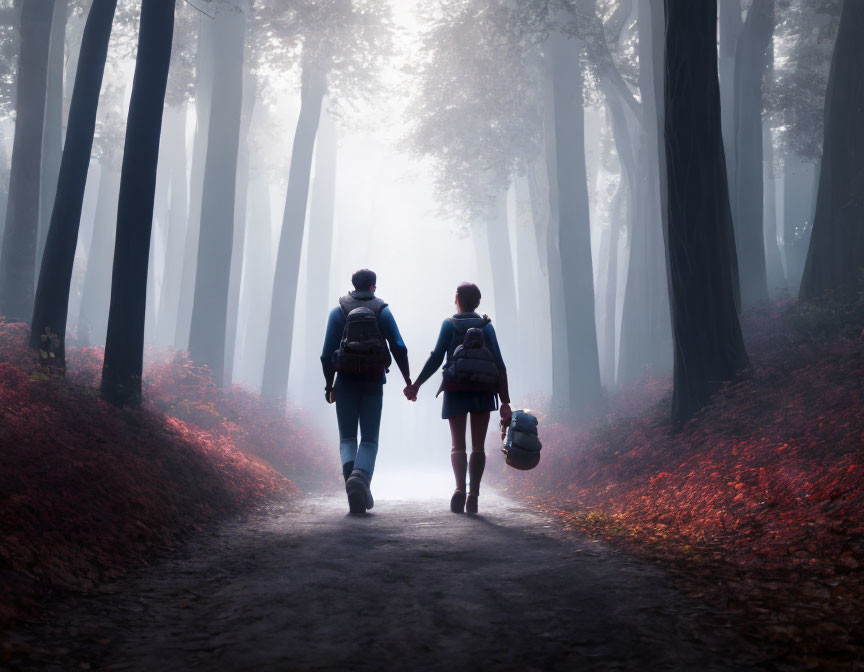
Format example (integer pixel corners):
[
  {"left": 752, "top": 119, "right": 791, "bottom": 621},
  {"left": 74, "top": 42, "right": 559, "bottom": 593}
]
[{"left": 9, "top": 492, "right": 759, "bottom": 671}]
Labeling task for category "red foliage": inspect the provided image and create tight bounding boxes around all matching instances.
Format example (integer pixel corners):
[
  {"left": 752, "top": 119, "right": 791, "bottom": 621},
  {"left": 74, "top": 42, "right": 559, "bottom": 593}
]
[
  {"left": 0, "top": 320, "right": 335, "bottom": 627},
  {"left": 488, "top": 301, "right": 864, "bottom": 659}
]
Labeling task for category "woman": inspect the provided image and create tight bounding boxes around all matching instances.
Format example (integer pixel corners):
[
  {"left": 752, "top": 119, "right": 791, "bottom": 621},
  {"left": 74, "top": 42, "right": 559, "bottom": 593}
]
[{"left": 404, "top": 282, "right": 511, "bottom": 514}]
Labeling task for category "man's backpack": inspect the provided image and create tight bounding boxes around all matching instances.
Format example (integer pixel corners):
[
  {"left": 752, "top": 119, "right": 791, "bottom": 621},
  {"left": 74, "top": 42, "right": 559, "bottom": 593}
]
[
  {"left": 441, "top": 321, "right": 500, "bottom": 393},
  {"left": 332, "top": 296, "right": 392, "bottom": 375}
]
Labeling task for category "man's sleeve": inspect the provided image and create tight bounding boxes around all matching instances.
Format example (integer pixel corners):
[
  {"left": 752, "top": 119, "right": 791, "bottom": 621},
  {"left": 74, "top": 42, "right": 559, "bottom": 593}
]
[
  {"left": 320, "top": 307, "right": 343, "bottom": 389},
  {"left": 379, "top": 306, "right": 411, "bottom": 383}
]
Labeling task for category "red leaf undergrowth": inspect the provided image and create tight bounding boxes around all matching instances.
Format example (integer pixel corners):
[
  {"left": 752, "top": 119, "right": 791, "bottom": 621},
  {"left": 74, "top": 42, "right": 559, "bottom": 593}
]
[
  {"left": 0, "top": 320, "right": 336, "bottom": 629},
  {"left": 490, "top": 297, "right": 864, "bottom": 663}
]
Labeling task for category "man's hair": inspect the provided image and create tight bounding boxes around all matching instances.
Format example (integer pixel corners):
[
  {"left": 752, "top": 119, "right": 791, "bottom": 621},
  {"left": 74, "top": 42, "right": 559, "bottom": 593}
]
[
  {"left": 456, "top": 282, "right": 481, "bottom": 312},
  {"left": 352, "top": 268, "right": 377, "bottom": 290}
]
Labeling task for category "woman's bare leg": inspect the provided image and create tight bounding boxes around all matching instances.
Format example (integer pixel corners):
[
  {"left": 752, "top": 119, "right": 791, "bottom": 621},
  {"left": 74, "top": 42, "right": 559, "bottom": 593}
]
[
  {"left": 448, "top": 414, "right": 468, "bottom": 492},
  {"left": 468, "top": 412, "right": 491, "bottom": 497}
]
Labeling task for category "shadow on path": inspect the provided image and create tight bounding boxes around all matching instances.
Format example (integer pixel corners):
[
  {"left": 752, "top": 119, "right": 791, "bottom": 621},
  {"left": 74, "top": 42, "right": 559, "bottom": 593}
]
[{"left": 6, "top": 492, "right": 762, "bottom": 671}]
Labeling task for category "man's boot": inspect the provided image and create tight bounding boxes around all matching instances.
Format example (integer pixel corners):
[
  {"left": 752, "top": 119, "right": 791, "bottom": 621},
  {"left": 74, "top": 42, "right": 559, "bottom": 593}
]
[{"left": 346, "top": 469, "right": 372, "bottom": 514}]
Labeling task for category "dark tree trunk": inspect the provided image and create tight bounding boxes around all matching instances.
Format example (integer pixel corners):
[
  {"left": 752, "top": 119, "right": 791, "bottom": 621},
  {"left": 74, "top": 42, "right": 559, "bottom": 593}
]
[
  {"left": 261, "top": 65, "right": 325, "bottom": 400},
  {"left": 188, "top": 7, "right": 246, "bottom": 385},
  {"left": 155, "top": 105, "right": 189, "bottom": 347},
  {"left": 224, "top": 68, "right": 256, "bottom": 386},
  {"left": 546, "top": 33, "right": 602, "bottom": 412},
  {"left": 732, "top": 0, "right": 774, "bottom": 306},
  {"left": 303, "top": 109, "right": 337, "bottom": 392},
  {"left": 29, "top": 0, "right": 117, "bottom": 365},
  {"left": 100, "top": 0, "right": 176, "bottom": 406},
  {"left": 175, "top": 15, "right": 214, "bottom": 350},
  {"left": 718, "top": 0, "right": 742, "bottom": 217},
  {"left": 77, "top": 165, "right": 120, "bottom": 345},
  {"left": 663, "top": 0, "right": 748, "bottom": 423},
  {"left": 37, "top": 0, "right": 67, "bottom": 282},
  {"left": 617, "top": 0, "right": 672, "bottom": 385},
  {"left": 800, "top": 0, "right": 864, "bottom": 299},
  {"left": 0, "top": 0, "right": 56, "bottom": 321}
]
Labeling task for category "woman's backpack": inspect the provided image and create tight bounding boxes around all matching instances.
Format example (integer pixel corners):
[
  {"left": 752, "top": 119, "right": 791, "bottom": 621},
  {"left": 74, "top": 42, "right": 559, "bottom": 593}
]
[
  {"left": 501, "top": 410, "right": 542, "bottom": 470},
  {"left": 332, "top": 305, "right": 392, "bottom": 375},
  {"left": 441, "top": 326, "right": 500, "bottom": 392}
]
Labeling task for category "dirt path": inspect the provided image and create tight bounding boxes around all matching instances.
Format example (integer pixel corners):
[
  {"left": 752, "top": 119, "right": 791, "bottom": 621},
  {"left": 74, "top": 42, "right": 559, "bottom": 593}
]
[{"left": 6, "top": 492, "right": 761, "bottom": 671}]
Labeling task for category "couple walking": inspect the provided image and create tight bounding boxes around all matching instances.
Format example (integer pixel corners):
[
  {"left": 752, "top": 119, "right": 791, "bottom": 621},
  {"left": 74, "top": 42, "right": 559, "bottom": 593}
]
[{"left": 321, "top": 269, "right": 511, "bottom": 515}]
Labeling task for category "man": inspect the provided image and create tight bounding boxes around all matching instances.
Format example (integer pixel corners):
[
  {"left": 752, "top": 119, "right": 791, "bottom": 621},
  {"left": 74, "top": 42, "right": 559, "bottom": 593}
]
[{"left": 321, "top": 269, "right": 411, "bottom": 514}]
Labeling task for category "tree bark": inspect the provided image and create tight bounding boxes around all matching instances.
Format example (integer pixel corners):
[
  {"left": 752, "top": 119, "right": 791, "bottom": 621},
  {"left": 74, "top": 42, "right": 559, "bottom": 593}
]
[
  {"left": 174, "top": 15, "right": 214, "bottom": 350},
  {"left": 261, "top": 65, "right": 326, "bottom": 401},
  {"left": 663, "top": 0, "right": 749, "bottom": 423},
  {"left": 100, "top": 0, "right": 176, "bottom": 406},
  {"left": 188, "top": 7, "right": 246, "bottom": 385},
  {"left": 718, "top": 0, "right": 743, "bottom": 218},
  {"left": 799, "top": 0, "right": 864, "bottom": 299},
  {"left": 617, "top": 0, "right": 672, "bottom": 385},
  {"left": 224, "top": 67, "right": 256, "bottom": 386},
  {"left": 37, "top": 0, "right": 67, "bottom": 283},
  {"left": 546, "top": 33, "right": 602, "bottom": 412},
  {"left": 0, "top": 0, "right": 56, "bottom": 321},
  {"left": 303, "top": 108, "right": 337, "bottom": 392},
  {"left": 30, "top": 0, "right": 117, "bottom": 365},
  {"left": 732, "top": 0, "right": 774, "bottom": 306}
]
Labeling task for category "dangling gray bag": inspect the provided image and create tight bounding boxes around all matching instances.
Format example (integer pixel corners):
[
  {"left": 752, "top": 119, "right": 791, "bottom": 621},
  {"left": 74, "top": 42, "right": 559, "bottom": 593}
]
[{"left": 501, "top": 410, "right": 542, "bottom": 471}]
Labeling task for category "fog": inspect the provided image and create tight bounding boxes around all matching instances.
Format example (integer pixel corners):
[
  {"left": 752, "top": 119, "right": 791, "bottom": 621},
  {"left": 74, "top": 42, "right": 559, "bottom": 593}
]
[{"left": 0, "top": 0, "right": 849, "bottom": 490}]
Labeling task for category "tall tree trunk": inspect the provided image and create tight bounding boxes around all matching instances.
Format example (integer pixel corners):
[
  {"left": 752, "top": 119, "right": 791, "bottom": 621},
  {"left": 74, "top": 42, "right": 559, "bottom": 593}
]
[
  {"left": 546, "top": 33, "right": 602, "bottom": 412},
  {"left": 542, "top": 65, "right": 570, "bottom": 408},
  {"left": 513, "top": 174, "right": 547, "bottom": 395},
  {"left": 237, "top": 176, "right": 272, "bottom": 389},
  {"left": 224, "top": 67, "right": 256, "bottom": 386},
  {"left": 782, "top": 156, "right": 816, "bottom": 292},
  {"left": 37, "top": 0, "right": 67, "bottom": 282},
  {"left": 763, "top": 118, "right": 784, "bottom": 295},
  {"left": 174, "top": 15, "right": 214, "bottom": 350},
  {"left": 100, "top": 0, "right": 176, "bottom": 406},
  {"left": 663, "top": 0, "right": 749, "bottom": 423},
  {"left": 485, "top": 188, "right": 519, "bottom": 387},
  {"left": 30, "top": 0, "right": 117, "bottom": 365},
  {"left": 188, "top": 7, "right": 246, "bottom": 385},
  {"left": 303, "top": 108, "right": 337, "bottom": 392},
  {"left": 732, "top": 0, "right": 774, "bottom": 306},
  {"left": 718, "top": 0, "right": 742, "bottom": 217},
  {"left": 617, "top": 0, "right": 672, "bottom": 385},
  {"left": 799, "top": 0, "right": 864, "bottom": 300},
  {"left": 77, "top": 165, "right": 120, "bottom": 345},
  {"left": 155, "top": 104, "right": 189, "bottom": 347},
  {"left": 261, "top": 65, "right": 326, "bottom": 401},
  {"left": 0, "top": 0, "right": 56, "bottom": 321}
]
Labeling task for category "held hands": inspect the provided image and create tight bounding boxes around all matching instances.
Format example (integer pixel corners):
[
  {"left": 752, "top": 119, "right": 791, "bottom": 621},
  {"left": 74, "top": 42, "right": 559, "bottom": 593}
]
[{"left": 403, "top": 382, "right": 418, "bottom": 402}]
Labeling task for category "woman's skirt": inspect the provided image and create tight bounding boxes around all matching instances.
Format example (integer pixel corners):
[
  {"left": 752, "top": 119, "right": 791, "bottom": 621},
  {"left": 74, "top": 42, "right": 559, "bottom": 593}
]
[{"left": 441, "top": 389, "right": 497, "bottom": 419}]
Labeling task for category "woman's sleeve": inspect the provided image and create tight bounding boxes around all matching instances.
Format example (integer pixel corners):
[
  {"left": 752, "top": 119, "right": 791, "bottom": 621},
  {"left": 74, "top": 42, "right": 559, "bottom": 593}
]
[
  {"left": 483, "top": 324, "right": 507, "bottom": 371},
  {"left": 414, "top": 320, "right": 452, "bottom": 388}
]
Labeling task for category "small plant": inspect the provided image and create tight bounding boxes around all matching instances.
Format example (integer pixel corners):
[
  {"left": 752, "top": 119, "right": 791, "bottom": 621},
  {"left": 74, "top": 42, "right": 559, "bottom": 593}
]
[{"left": 31, "top": 327, "right": 63, "bottom": 381}]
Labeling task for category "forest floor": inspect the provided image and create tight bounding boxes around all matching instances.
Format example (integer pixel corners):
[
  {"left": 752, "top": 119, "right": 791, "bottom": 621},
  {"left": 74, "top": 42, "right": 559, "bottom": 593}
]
[{"left": 4, "top": 492, "right": 767, "bottom": 672}]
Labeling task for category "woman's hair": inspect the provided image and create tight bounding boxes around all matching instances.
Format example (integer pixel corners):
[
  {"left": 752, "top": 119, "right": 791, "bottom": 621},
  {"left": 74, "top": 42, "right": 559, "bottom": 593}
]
[{"left": 456, "top": 282, "right": 481, "bottom": 312}]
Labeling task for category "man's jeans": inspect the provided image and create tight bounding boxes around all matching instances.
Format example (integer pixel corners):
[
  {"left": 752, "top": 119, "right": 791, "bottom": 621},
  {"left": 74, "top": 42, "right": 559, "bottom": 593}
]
[{"left": 334, "top": 378, "right": 383, "bottom": 479}]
